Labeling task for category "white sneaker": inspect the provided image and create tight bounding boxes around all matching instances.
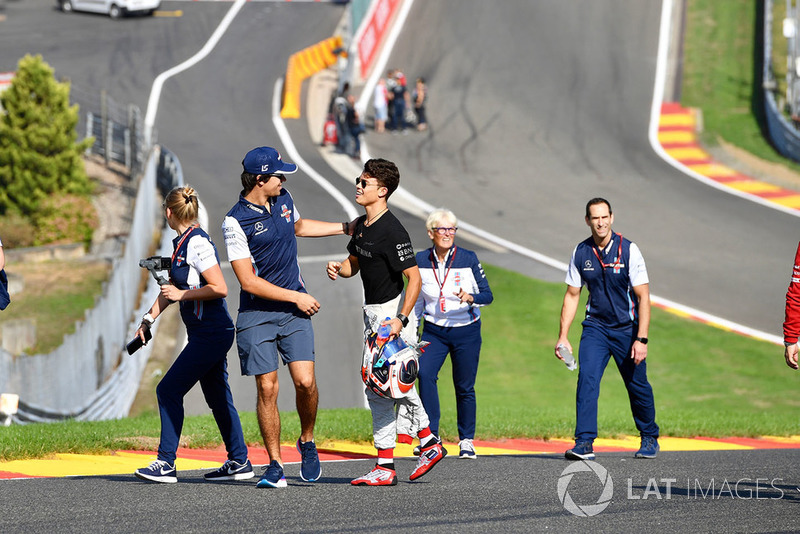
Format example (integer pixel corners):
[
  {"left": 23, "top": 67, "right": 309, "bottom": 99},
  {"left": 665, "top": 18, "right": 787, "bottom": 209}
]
[{"left": 458, "top": 439, "right": 477, "bottom": 459}]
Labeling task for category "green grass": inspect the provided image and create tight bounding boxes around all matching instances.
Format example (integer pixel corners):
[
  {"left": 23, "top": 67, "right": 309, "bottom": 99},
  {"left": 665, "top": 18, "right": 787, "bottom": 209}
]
[
  {"left": 682, "top": 0, "right": 800, "bottom": 174},
  {"left": 2, "top": 264, "right": 796, "bottom": 462},
  {"left": 0, "top": 260, "right": 110, "bottom": 354}
]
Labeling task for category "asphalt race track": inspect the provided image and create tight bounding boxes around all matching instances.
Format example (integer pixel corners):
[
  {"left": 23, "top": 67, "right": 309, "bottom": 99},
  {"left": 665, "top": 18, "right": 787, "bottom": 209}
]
[
  {"left": 3, "top": 450, "right": 800, "bottom": 532},
  {"left": 368, "top": 0, "right": 797, "bottom": 337},
  {"left": 3, "top": 0, "right": 800, "bottom": 532}
]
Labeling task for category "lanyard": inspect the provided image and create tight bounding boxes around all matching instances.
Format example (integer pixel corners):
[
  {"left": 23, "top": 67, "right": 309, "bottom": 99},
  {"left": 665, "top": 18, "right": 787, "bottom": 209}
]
[
  {"left": 171, "top": 224, "right": 199, "bottom": 264},
  {"left": 431, "top": 246, "right": 456, "bottom": 312},
  {"left": 591, "top": 233, "right": 622, "bottom": 273}
]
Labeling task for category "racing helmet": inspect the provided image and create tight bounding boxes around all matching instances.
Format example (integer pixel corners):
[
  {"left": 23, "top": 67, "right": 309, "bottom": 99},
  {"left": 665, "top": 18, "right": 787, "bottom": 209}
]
[{"left": 363, "top": 335, "right": 420, "bottom": 399}]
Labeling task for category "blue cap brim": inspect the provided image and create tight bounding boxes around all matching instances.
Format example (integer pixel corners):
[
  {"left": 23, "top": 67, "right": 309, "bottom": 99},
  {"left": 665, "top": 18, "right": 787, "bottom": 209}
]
[{"left": 276, "top": 161, "right": 298, "bottom": 174}]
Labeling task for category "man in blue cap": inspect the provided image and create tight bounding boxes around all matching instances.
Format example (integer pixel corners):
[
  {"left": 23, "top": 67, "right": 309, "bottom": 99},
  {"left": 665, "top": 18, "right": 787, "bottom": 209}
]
[{"left": 223, "top": 146, "right": 352, "bottom": 488}]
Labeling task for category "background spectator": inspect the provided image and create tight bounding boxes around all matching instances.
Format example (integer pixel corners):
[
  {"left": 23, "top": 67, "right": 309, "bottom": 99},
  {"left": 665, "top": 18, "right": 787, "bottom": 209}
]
[
  {"left": 389, "top": 70, "right": 408, "bottom": 133},
  {"left": 413, "top": 77, "right": 427, "bottom": 131},
  {"left": 373, "top": 78, "right": 389, "bottom": 133},
  {"left": 345, "top": 94, "right": 365, "bottom": 159}
]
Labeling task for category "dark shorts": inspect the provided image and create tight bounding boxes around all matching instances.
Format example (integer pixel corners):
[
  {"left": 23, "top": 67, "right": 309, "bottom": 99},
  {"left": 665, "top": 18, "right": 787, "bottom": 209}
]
[{"left": 236, "top": 310, "right": 315, "bottom": 376}]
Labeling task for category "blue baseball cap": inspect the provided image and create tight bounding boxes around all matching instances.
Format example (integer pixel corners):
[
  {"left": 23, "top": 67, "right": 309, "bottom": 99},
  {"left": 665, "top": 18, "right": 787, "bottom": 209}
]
[{"left": 242, "top": 146, "right": 298, "bottom": 175}]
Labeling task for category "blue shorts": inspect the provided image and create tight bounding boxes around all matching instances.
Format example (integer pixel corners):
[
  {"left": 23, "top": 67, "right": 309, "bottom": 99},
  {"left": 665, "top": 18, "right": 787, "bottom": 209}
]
[{"left": 236, "top": 310, "right": 315, "bottom": 376}]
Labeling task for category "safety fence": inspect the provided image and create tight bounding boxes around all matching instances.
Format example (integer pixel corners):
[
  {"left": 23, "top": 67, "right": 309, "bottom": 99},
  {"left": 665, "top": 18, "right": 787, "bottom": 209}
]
[
  {"left": 0, "top": 146, "right": 183, "bottom": 423},
  {"left": 71, "top": 84, "right": 146, "bottom": 177}
]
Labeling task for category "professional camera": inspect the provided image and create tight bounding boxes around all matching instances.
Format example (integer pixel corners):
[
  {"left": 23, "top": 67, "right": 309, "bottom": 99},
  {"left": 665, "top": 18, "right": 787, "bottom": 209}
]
[{"left": 139, "top": 256, "right": 171, "bottom": 286}]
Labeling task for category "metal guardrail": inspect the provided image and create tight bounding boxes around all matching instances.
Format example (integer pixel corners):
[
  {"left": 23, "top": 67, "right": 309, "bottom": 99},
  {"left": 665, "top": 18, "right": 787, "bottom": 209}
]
[{"left": 764, "top": 0, "right": 800, "bottom": 162}]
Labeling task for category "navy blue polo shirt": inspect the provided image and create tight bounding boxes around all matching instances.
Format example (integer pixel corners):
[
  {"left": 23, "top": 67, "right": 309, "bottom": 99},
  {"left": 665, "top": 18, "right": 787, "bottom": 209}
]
[
  {"left": 170, "top": 226, "right": 233, "bottom": 332},
  {"left": 565, "top": 232, "right": 648, "bottom": 328}
]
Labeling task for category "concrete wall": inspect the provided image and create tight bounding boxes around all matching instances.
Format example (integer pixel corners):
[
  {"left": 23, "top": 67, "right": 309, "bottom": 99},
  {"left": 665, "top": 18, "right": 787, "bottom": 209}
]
[{"left": 0, "top": 149, "right": 178, "bottom": 422}]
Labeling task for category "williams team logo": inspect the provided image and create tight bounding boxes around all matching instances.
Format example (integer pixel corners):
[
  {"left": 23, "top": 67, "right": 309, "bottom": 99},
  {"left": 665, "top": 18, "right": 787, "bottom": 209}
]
[{"left": 281, "top": 204, "right": 292, "bottom": 222}]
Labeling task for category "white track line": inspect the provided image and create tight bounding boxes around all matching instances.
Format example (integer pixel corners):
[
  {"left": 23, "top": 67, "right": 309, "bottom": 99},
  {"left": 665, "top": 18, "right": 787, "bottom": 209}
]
[
  {"left": 144, "top": 0, "right": 247, "bottom": 146},
  {"left": 272, "top": 79, "right": 360, "bottom": 221}
]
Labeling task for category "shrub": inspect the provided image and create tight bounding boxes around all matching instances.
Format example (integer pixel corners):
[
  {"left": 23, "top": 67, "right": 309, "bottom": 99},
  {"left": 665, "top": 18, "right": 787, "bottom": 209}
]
[
  {"left": 0, "top": 211, "right": 36, "bottom": 248},
  {"left": 32, "top": 194, "right": 98, "bottom": 248},
  {"left": 0, "top": 54, "right": 94, "bottom": 218}
]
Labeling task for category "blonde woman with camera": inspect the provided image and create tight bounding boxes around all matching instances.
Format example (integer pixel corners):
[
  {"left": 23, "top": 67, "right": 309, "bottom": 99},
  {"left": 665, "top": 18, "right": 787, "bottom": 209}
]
[{"left": 134, "top": 185, "right": 252, "bottom": 484}]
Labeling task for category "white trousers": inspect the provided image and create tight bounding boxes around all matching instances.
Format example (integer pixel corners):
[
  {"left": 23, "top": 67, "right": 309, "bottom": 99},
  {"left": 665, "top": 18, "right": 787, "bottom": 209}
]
[{"left": 362, "top": 294, "right": 429, "bottom": 449}]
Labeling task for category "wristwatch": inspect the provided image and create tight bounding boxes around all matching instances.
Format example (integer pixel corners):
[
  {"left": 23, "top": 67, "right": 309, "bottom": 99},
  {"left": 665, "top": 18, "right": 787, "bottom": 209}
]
[
  {"left": 142, "top": 313, "right": 155, "bottom": 327},
  {"left": 636, "top": 337, "right": 648, "bottom": 345},
  {"left": 396, "top": 313, "right": 409, "bottom": 328}
]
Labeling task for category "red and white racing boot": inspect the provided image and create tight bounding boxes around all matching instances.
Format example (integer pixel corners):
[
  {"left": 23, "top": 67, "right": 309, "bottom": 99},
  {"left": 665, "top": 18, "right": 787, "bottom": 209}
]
[
  {"left": 409, "top": 441, "right": 446, "bottom": 481},
  {"left": 351, "top": 464, "right": 398, "bottom": 486}
]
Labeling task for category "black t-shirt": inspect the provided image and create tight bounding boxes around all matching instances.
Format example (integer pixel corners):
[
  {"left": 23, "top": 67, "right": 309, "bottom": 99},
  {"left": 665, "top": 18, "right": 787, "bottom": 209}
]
[
  {"left": 347, "top": 210, "right": 417, "bottom": 305},
  {"left": 391, "top": 84, "right": 406, "bottom": 104}
]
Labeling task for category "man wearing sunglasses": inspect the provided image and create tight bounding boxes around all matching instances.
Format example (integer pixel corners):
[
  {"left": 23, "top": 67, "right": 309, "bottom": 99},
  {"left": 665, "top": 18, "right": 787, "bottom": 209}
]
[
  {"left": 555, "top": 197, "right": 659, "bottom": 461},
  {"left": 222, "top": 146, "right": 352, "bottom": 489},
  {"left": 326, "top": 158, "right": 446, "bottom": 486}
]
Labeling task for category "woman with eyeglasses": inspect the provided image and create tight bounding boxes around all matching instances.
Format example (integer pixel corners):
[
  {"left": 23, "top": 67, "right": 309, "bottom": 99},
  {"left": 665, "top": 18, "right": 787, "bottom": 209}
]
[{"left": 413, "top": 208, "right": 493, "bottom": 459}]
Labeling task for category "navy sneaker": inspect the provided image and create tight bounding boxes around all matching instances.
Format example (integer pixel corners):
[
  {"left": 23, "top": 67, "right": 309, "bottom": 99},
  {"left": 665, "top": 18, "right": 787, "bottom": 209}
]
[
  {"left": 256, "top": 460, "right": 287, "bottom": 488},
  {"left": 135, "top": 459, "right": 177, "bottom": 484},
  {"left": 458, "top": 439, "right": 477, "bottom": 459},
  {"left": 296, "top": 439, "right": 322, "bottom": 482},
  {"left": 635, "top": 436, "right": 659, "bottom": 459},
  {"left": 565, "top": 441, "right": 595, "bottom": 461},
  {"left": 204, "top": 459, "right": 255, "bottom": 481}
]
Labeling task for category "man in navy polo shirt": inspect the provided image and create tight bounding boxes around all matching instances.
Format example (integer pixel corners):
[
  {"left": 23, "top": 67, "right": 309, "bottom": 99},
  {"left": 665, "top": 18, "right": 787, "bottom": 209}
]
[
  {"left": 555, "top": 197, "right": 659, "bottom": 460},
  {"left": 223, "top": 146, "right": 351, "bottom": 488}
]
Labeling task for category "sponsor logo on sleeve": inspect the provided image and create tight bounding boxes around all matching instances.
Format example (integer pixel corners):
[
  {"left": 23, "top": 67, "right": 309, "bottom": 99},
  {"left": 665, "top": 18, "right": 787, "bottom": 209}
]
[
  {"left": 396, "top": 242, "right": 414, "bottom": 261},
  {"left": 281, "top": 204, "right": 292, "bottom": 223}
]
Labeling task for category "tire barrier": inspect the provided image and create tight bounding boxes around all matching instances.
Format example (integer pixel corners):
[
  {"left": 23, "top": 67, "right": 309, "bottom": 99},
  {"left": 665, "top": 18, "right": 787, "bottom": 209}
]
[{"left": 281, "top": 35, "right": 345, "bottom": 119}]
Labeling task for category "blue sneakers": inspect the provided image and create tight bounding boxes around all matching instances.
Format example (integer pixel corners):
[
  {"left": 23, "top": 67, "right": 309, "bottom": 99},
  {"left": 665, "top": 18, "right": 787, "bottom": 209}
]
[
  {"left": 296, "top": 439, "right": 322, "bottom": 482},
  {"left": 135, "top": 459, "right": 177, "bottom": 484},
  {"left": 204, "top": 459, "right": 255, "bottom": 481},
  {"left": 635, "top": 436, "right": 659, "bottom": 459},
  {"left": 565, "top": 441, "right": 595, "bottom": 461},
  {"left": 256, "top": 460, "right": 287, "bottom": 488}
]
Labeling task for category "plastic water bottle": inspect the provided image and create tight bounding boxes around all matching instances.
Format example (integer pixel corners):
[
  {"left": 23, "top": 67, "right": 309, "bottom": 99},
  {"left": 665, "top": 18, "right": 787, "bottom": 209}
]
[
  {"left": 557, "top": 344, "right": 577, "bottom": 371},
  {"left": 376, "top": 318, "right": 392, "bottom": 347}
]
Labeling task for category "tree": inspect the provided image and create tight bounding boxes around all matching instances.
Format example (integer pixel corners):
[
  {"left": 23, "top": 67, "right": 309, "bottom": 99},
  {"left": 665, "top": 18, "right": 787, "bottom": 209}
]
[{"left": 0, "top": 54, "right": 93, "bottom": 217}]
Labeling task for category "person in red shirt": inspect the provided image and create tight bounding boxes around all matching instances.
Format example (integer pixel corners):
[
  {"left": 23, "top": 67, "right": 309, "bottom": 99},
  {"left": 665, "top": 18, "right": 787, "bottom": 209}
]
[{"left": 783, "top": 242, "right": 800, "bottom": 369}]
